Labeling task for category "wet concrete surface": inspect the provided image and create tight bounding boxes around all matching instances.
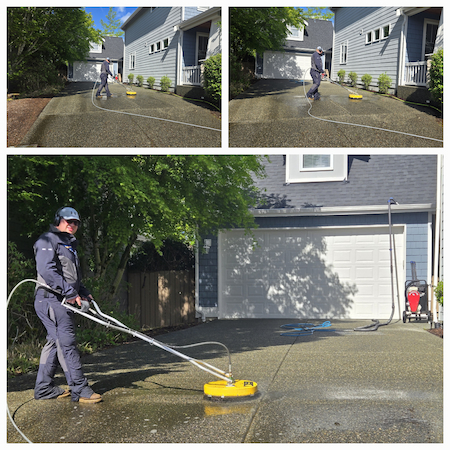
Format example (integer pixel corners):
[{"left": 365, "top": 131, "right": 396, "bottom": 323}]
[
  {"left": 19, "top": 82, "right": 221, "bottom": 148},
  {"left": 7, "top": 319, "right": 443, "bottom": 443},
  {"left": 229, "top": 79, "right": 443, "bottom": 147}
]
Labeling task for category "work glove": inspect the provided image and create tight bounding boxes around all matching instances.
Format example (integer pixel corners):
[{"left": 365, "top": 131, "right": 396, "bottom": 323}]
[{"left": 80, "top": 299, "right": 91, "bottom": 312}]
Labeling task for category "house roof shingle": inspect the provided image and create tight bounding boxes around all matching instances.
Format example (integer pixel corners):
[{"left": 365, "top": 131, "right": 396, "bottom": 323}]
[
  {"left": 285, "top": 18, "right": 333, "bottom": 52},
  {"left": 88, "top": 36, "right": 124, "bottom": 61}
]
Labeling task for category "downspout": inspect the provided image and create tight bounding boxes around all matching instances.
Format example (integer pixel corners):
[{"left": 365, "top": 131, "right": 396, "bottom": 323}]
[
  {"left": 397, "top": 10, "right": 408, "bottom": 89},
  {"left": 432, "top": 154, "right": 443, "bottom": 324}
]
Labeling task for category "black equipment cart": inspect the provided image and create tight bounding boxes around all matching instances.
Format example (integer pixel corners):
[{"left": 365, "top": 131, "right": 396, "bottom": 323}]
[{"left": 403, "top": 261, "right": 431, "bottom": 323}]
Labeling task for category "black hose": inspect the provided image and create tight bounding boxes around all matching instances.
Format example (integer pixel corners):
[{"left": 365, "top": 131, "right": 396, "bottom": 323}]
[{"left": 354, "top": 198, "right": 398, "bottom": 332}]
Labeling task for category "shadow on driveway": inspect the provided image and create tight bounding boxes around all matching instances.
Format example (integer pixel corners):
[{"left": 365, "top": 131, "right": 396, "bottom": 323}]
[
  {"left": 20, "top": 82, "right": 221, "bottom": 148},
  {"left": 229, "top": 79, "right": 443, "bottom": 148},
  {"left": 7, "top": 319, "right": 442, "bottom": 443}
]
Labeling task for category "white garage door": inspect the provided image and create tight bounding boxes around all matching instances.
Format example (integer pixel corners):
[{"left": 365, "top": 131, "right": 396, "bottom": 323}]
[
  {"left": 71, "top": 61, "right": 102, "bottom": 82},
  {"left": 219, "top": 227, "right": 404, "bottom": 320},
  {"left": 263, "top": 51, "right": 312, "bottom": 80}
]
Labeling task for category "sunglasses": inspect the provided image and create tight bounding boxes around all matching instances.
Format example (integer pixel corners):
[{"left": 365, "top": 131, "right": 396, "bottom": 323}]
[{"left": 65, "top": 219, "right": 80, "bottom": 226}]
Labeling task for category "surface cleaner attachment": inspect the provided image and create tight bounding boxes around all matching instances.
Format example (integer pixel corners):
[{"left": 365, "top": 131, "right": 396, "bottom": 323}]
[{"left": 204, "top": 379, "right": 258, "bottom": 398}]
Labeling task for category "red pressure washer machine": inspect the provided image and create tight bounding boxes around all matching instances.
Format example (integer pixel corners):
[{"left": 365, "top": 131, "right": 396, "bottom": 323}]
[{"left": 403, "top": 261, "right": 431, "bottom": 323}]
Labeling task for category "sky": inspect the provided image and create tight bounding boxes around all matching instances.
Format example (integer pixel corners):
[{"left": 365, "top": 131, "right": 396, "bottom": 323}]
[{"left": 83, "top": 7, "right": 138, "bottom": 32}]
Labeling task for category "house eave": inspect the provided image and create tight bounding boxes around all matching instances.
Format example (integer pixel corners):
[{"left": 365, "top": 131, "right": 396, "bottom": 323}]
[
  {"left": 121, "top": 7, "right": 144, "bottom": 30},
  {"left": 178, "top": 7, "right": 221, "bottom": 31},
  {"left": 251, "top": 203, "right": 435, "bottom": 217}
]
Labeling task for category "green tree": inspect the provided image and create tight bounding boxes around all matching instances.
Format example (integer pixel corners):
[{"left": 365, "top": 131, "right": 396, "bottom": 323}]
[
  {"left": 230, "top": 7, "right": 306, "bottom": 60},
  {"left": 100, "top": 7, "right": 124, "bottom": 37},
  {"left": 7, "top": 7, "right": 101, "bottom": 93},
  {"left": 7, "top": 155, "right": 267, "bottom": 302},
  {"left": 302, "top": 8, "right": 334, "bottom": 20}
]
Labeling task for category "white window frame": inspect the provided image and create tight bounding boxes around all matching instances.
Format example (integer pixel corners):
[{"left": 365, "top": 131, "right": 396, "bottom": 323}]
[
  {"left": 300, "top": 155, "right": 333, "bottom": 172},
  {"left": 340, "top": 41, "right": 348, "bottom": 64},
  {"left": 422, "top": 19, "right": 439, "bottom": 59},
  {"left": 156, "top": 41, "right": 162, "bottom": 52},
  {"left": 285, "top": 154, "right": 348, "bottom": 183},
  {"left": 90, "top": 41, "right": 103, "bottom": 53},
  {"left": 366, "top": 31, "right": 372, "bottom": 45},
  {"left": 149, "top": 43, "right": 155, "bottom": 54},
  {"left": 196, "top": 32, "right": 209, "bottom": 63},
  {"left": 129, "top": 52, "right": 136, "bottom": 70},
  {"left": 162, "top": 37, "right": 170, "bottom": 50},
  {"left": 287, "top": 25, "right": 305, "bottom": 41},
  {"left": 373, "top": 28, "right": 381, "bottom": 42},
  {"left": 381, "top": 23, "right": 391, "bottom": 40}
]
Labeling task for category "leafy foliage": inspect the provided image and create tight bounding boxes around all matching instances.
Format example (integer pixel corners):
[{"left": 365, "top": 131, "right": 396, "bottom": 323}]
[
  {"left": 147, "top": 76, "right": 156, "bottom": 89},
  {"left": 203, "top": 53, "right": 221, "bottom": 104},
  {"left": 8, "top": 155, "right": 267, "bottom": 303},
  {"left": 348, "top": 72, "right": 358, "bottom": 87},
  {"left": 160, "top": 75, "right": 171, "bottom": 92},
  {"left": 435, "top": 280, "right": 443, "bottom": 306},
  {"left": 100, "top": 7, "right": 124, "bottom": 37},
  {"left": 230, "top": 7, "right": 306, "bottom": 60},
  {"left": 377, "top": 72, "right": 392, "bottom": 94},
  {"left": 429, "top": 49, "right": 443, "bottom": 105},
  {"left": 136, "top": 75, "right": 144, "bottom": 87},
  {"left": 361, "top": 74, "right": 372, "bottom": 90},
  {"left": 337, "top": 69, "right": 346, "bottom": 84},
  {"left": 7, "top": 7, "right": 101, "bottom": 93}
]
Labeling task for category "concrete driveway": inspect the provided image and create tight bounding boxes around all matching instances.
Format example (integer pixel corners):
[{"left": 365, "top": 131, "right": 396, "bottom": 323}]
[
  {"left": 7, "top": 319, "right": 442, "bottom": 443},
  {"left": 229, "top": 79, "right": 443, "bottom": 147},
  {"left": 20, "top": 82, "right": 221, "bottom": 147}
]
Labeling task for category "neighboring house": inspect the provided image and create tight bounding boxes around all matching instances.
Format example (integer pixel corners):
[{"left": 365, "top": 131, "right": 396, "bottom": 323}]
[
  {"left": 197, "top": 155, "right": 440, "bottom": 322},
  {"left": 121, "top": 7, "right": 221, "bottom": 95},
  {"left": 331, "top": 7, "right": 443, "bottom": 99},
  {"left": 68, "top": 36, "right": 124, "bottom": 82},
  {"left": 256, "top": 19, "right": 333, "bottom": 81}
]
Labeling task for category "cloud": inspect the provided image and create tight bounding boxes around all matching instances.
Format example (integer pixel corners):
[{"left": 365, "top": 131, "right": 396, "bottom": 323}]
[{"left": 119, "top": 12, "right": 132, "bottom": 23}]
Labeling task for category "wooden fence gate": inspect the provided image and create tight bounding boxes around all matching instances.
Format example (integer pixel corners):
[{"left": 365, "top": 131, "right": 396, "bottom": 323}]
[{"left": 128, "top": 270, "right": 195, "bottom": 329}]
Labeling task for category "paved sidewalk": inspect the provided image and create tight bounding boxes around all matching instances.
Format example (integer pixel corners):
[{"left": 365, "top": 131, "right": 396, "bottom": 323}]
[
  {"left": 229, "top": 79, "right": 443, "bottom": 147},
  {"left": 7, "top": 319, "right": 443, "bottom": 443},
  {"left": 19, "top": 82, "right": 221, "bottom": 148}
]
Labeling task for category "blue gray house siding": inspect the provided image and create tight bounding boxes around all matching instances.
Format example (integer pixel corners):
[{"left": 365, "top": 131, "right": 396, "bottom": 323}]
[
  {"left": 198, "top": 154, "right": 436, "bottom": 309},
  {"left": 332, "top": 7, "right": 401, "bottom": 91},
  {"left": 122, "top": 7, "right": 208, "bottom": 89}
]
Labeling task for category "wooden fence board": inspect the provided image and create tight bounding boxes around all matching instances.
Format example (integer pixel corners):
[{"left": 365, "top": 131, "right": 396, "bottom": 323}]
[{"left": 128, "top": 270, "right": 195, "bottom": 329}]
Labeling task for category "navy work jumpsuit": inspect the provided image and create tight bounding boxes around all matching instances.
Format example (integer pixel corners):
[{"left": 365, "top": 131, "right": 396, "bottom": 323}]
[
  {"left": 34, "top": 225, "right": 95, "bottom": 401},
  {"left": 307, "top": 51, "right": 325, "bottom": 100},
  {"left": 96, "top": 59, "right": 113, "bottom": 97}
]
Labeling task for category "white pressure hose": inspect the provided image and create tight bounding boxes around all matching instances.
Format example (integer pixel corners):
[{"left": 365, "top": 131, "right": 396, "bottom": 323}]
[
  {"left": 91, "top": 79, "right": 221, "bottom": 132},
  {"left": 303, "top": 79, "right": 443, "bottom": 144}
]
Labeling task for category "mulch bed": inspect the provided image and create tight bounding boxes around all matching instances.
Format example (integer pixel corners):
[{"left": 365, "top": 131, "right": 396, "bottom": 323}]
[
  {"left": 7, "top": 97, "right": 53, "bottom": 147},
  {"left": 427, "top": 327, "right": 443, "bottom": 338}
]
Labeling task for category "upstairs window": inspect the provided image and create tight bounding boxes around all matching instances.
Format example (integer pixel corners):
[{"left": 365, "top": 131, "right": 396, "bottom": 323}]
[
  {"left": 287, "top": 25, "right": 305, "bottom": 41},
  {"left": 90, "top": 41, "right": 103, "bottom": 53},
  {"left": 286, "top": 154, "right": 348, "bottom": 183},
  {"left": 382, "top": 24, "right": 391, "bottom": 39}
]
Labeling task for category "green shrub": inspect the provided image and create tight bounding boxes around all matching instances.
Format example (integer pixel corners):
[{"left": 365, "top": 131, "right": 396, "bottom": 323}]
[
  {"left": 429, "top": 48, "right": 443, "bottom": 105},
  {"left": 203, "top": 53, "right": 221, "bottom": 105},
  {"left": 361, "top": 74, "right": 372, "bottom": 90},
  {"left": 348, "top": 72, "right": 358, "bottom": 87},
  {"left": 147, "top": 76, "right": 156, "bottom": 89},
  {"left": 128, "top": 73, "right": 134, "bottom": 84},
  {"left": 136, "top": 75, "right": 144, "bottom": 87},
  {"left": 160, "top": 75, "right": 171, "bottom": 92},
  {"left": 435, "top": 280, "right": 443, "bottom": 306},
  {"left": 377, "top": 72, "right": 392, "bottom": 94},
  {"left": 337, "top": 69, "right": 346, "bottom": 84}
]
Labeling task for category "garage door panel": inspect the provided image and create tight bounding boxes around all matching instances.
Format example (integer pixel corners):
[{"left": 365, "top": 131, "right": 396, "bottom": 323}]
[
  {"left": 220, "top": 227, "right": 404, "bottom": 320},
  {"left": 263, "top": 51, "right": 312, "bottom": 80}
]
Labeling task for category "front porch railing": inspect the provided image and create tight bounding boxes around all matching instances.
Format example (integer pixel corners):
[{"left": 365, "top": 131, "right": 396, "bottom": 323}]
[
  {"left": 404, "top": 61, "right": 428, "bottom": 87},
  {"left": 182, "top": 65, "right": 202, "bottom": 86}
]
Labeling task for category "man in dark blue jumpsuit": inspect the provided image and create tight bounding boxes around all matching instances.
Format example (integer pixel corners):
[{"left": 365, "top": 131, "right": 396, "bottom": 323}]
[
  {"left": 34, "top": 207, "right": 102, "bottom": 403},
  {"left": 96, "top": 57, "right": 113, "bottom": 98},
  {"left": 306, "top": 46, "right": 325, "bottom": 100}
]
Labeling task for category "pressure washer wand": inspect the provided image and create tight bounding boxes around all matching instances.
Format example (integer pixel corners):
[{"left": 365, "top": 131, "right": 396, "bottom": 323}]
[{"left": 61, "top": 298, "right": 233, "bottom": 383}]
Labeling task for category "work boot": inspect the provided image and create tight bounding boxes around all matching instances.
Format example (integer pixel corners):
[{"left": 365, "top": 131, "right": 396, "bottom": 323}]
[
  {"left": 79, "top": 393, "right": 102, "bottom": 404},
  {"left": 57, "top": 389, "right": 71, "bottom": 399}
]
